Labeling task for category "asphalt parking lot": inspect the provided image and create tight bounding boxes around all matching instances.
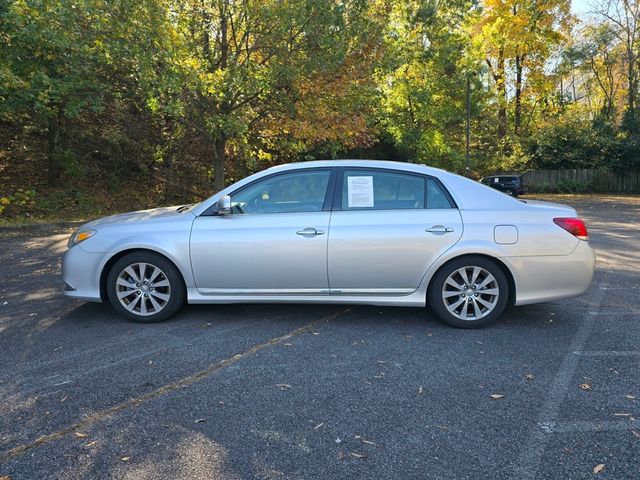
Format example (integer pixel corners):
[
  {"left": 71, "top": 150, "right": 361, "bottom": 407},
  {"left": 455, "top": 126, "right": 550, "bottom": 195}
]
[{"left": 1, "top": 195, "right": 639, "bottom": 479}]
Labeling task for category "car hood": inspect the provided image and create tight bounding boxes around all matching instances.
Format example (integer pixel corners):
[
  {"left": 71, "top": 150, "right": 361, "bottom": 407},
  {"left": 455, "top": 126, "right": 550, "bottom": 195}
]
[
  {"left": 82, "top": 206, "right": 195, "bottom": 229},
  {"left": 521, "top": 199, "right": 577, "bottom": 216}
]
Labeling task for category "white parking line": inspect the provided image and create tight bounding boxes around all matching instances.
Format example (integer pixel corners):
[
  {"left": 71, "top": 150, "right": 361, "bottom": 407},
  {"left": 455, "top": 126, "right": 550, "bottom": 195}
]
[
  {"left": 539, "top": 420, "right": 638, "bottom": 434},
  {"left": 512, "top": 277, "right": 609, "bottom": 479},
  {"left": 573, "top": 350, "right": 640, "bottom": 357}
]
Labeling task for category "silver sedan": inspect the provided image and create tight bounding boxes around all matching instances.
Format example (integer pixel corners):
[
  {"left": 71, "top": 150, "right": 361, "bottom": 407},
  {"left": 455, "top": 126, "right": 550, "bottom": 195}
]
[{"left": 62, "top": 160, "right": 595, "bottom": 328}]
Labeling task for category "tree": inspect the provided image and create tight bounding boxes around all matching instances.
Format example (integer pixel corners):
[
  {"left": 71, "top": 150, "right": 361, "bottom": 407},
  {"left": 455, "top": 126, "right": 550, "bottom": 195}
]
[
  {"left": 166, "top": 0, "right": 386, "bottom": 192},
  {"left": 593, "top": 0, "right": 640, "bottom": 131},
  {"left": 378, "top": 0, "right": 479, "bottom": 170},
  {"left": 0, "top": 0, "right": 174, "bottom": 186},
  {"left": 473, "top": 0, "right": 572, "bottom": 138}
]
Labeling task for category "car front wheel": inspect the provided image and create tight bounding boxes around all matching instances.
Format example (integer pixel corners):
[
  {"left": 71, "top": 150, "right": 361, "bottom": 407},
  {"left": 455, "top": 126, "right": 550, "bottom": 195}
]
[
  {"left": 106, "top": 252, "right": 185, "bottom": 323},
  {"left": 428, "top": 256, "right": 509, "bottom": 328}
]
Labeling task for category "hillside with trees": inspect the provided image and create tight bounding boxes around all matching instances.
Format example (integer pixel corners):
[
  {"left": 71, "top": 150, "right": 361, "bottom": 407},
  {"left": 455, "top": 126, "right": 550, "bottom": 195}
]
[{"left": 1, "top": 0, "right": 639, "bottom": 219}]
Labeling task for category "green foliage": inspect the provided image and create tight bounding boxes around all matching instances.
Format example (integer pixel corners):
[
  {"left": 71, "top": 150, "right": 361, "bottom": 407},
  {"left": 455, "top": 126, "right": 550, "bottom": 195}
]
[
  {"left": 1, "top": 0, "right": 639, "bottom": 216},
  {"left": 527, "top": 116, "right": 640, "bottom": 173},
  {"left": 0, "top": 188, "right": 36, "bottom": 216}
]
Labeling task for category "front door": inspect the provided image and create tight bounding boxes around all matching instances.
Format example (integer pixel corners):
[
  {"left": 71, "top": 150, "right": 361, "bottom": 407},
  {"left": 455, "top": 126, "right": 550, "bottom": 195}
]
[
  {"left": 327, "top": 168, "right": 463, "bottom": 295},
  {"left": 190, "top": 168, "right": 334, "bottom": 295}
]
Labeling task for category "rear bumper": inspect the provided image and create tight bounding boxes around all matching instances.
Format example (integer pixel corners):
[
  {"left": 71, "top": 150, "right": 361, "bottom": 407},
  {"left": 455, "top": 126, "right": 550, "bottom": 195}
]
[
  {"left": 62, "top": 246, "right": 104, "bottom": 302},
  {"left": 503, "top": 240, "right": 596, "bottom": 306}
]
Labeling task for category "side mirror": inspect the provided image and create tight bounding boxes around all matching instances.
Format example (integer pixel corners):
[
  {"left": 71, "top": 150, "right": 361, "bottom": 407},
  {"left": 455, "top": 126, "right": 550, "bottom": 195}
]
[{"left": 216, "top": 195, "right": 232, "bottom": 215}]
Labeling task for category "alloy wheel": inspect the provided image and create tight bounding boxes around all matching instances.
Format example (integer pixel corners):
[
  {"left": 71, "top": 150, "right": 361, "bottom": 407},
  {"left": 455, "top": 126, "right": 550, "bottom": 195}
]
[
  {"left": 441, "top": 266, "right": 500, "bottom": 321},
  {"left": 115, "top": 262, "right": 171, "bottom": 316}
]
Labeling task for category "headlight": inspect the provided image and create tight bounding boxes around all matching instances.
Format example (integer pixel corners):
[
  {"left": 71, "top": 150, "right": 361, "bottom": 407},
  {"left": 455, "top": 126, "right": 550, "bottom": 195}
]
[{"left": 68, "top": 229, "right": 97, "bottom": 248}]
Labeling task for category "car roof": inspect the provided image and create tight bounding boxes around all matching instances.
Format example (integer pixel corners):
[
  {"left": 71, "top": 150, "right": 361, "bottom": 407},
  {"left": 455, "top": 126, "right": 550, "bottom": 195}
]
[
  {"left": 264, "top": 159, "right": 447, "bottom": 176},
  {"left": 191, "top": 159, "right": 525, "bottom": 216}
]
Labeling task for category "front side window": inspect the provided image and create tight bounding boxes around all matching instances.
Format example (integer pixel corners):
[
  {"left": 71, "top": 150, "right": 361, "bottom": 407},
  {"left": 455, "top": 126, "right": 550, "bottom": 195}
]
[
  {"left": 341, "top": 169, "right": 425, "bottom": 211},
  {"left": 230, "top": 170, "right": 331, "bottom": 214}
]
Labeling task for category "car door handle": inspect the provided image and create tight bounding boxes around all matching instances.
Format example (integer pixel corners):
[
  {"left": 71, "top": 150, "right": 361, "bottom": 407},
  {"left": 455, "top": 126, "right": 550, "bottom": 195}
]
[
  {"left": 425, "top": 225, "right": 454, "bottom": 234},
  {"left": 296, "top": 227, "right": 325, "bottom": 237}
]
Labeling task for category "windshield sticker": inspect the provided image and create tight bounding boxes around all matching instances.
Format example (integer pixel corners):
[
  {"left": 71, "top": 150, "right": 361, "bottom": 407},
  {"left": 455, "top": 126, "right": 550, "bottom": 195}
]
[{"left": 347, "top": 176, "right": 374, "bottom": 208}]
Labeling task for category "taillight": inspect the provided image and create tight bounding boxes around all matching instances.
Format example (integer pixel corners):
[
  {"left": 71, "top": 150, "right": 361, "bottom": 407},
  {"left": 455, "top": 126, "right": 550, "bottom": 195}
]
[{"left": 553, "top": 217, "right": 589, "bottom": 241}]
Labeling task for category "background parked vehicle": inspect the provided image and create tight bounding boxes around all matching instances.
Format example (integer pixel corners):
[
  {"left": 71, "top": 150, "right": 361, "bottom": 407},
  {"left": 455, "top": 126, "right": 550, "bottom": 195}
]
[{"left": 480, "top": 175, "right": 525, "bottom": 197}]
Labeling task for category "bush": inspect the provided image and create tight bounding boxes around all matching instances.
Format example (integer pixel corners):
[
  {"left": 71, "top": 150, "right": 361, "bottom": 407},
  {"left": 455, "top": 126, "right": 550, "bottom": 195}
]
[{"left": 527, "top": 116, "right": 640, "bottom": 173}]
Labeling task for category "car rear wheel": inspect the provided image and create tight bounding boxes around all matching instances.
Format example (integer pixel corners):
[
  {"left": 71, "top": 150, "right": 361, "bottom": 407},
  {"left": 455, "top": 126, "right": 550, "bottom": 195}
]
[
  {"left": 428, "top": 256, "right": 509, "bottom": 328},
  {"left": 106, "top": 252, "right": 185, "bottom": 323}
]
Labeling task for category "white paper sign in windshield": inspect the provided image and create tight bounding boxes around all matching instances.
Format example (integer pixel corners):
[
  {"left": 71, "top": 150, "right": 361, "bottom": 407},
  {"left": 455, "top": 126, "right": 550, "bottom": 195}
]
[{"left": 347, "top": 176, "right": 374, "bottom": 208}]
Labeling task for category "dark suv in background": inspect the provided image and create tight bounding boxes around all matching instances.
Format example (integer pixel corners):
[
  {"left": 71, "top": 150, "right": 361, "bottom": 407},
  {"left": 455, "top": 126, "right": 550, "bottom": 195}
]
[{"left": 480, "top": 174, "right": 525, "bottom": 197}]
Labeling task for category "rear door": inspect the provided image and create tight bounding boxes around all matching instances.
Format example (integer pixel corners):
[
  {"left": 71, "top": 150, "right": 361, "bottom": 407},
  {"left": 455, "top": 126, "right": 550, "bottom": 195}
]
[{"left": 327, "top": 168, "right": 463, "bottom": 295}]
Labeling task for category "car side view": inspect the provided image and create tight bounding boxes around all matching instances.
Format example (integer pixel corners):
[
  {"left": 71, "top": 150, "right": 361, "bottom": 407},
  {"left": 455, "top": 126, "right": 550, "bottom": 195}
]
[{"left": 63, "top": 160, "right": 595, "bottom": 328}]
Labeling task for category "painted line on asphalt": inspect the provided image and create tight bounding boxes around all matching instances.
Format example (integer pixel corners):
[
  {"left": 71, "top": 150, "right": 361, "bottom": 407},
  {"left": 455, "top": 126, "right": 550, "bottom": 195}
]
[
  {"left": 512, "top": 275, "right": 609, "bottom": 479},
  {"left": 539, "top": 420, "right": 638, "bottom": 434},
  {"left": 573, "top": 350, "right": 640, "bottom": 357},
  {"left": 0, "top": 307, "right": 352, "bottom": 464}
]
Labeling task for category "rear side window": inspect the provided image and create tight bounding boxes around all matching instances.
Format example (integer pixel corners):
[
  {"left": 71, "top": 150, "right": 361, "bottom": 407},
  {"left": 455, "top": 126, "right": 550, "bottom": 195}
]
[
  {"left": 499, "top": 176, "right": 519, "bottom": 185},
  {"left": 426, "top": 178, "right": 453, "bottom": 209},
  {"left": 341, "top": 169, "right": 425, "bottom": 211}
]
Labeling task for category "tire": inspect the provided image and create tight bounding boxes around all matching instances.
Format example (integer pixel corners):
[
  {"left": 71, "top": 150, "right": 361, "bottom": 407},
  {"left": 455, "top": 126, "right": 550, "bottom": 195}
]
[
  {"left": 428, "top": 256, "right": 509, "bottom": 329},
  {"left": 106, "top": 251, "right": 186, "bottom": 323}
]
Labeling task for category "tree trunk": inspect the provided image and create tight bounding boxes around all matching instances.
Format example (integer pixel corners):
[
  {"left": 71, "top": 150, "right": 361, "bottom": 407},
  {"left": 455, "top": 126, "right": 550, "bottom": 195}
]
[
  {"left": 626, "top": 51, "right": 637, "bottom": 128},
  {"left": 212, "top": 1, "right": 229, "bottom": 193},
  {"left": 514, "top": 53, "right": 523, "bottom": 135},
  {"left": 213, "top": 135, "right": 226, "bottom": 193},
  {"left": 47, "top": 114, "right": 62, "bottom": 187},
  {"left": 496, "top": 52, "right": 507, "bottom": 140}
]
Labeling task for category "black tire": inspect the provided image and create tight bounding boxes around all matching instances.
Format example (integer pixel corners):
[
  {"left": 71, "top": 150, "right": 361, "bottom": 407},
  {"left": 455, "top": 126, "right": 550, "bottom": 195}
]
[
  {"left": 106, "top": 251, "right": 186, "bottom": 323},
  {"left": 428, "top": 256, "right": 509, "bottom": 329}
]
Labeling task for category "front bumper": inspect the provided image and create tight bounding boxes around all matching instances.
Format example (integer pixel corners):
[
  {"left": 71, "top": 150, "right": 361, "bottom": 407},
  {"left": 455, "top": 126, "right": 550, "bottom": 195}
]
[
  {"left": 62, "top": 245, "right": 105, "bottom": 302},
  {"left": 504, "top": 240, "right": 596, "bottom": 306}
]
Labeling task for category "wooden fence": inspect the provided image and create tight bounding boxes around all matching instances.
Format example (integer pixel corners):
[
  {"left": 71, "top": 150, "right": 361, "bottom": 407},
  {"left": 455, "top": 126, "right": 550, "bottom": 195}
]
[{"left": 523, "top": 169, "right": 640, "bottom": 193}]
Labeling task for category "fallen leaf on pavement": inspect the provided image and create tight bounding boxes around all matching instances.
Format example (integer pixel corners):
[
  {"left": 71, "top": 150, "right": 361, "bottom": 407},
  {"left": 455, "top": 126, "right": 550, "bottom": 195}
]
[
  {"left": 337, "top": 452, "right": 345, "bottom": 460},
  {"left": 489, "top": 394, "right": 505, "bottom": 399},
  {"left": 350, "top": 452, "right": 367, "bottom": 459},
  {"left": 593, "top": 463, "right": 605, "bottom": 474},
  {"left": 580, "top": 383, "right": 592, "bottom": 390},
  {"left": 74, "top": 432, "right": 87, "bottom": 438}
]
